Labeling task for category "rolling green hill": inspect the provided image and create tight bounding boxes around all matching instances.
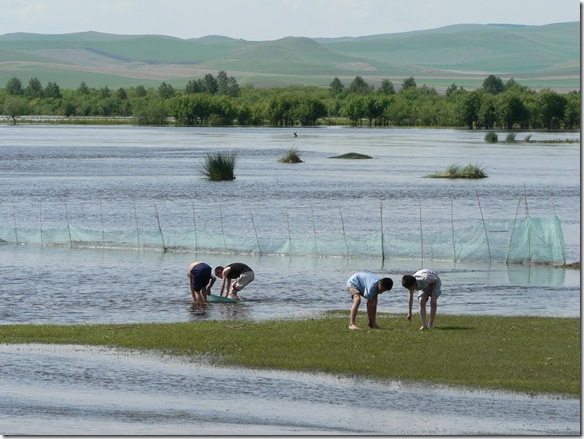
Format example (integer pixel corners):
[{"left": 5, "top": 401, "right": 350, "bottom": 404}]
[{"left": 0, "top": 22, "right": 578, "bottom": 91}]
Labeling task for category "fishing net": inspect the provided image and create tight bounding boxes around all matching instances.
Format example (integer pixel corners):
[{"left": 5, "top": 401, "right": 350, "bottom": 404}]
[{"left": 0, "top": 198, "right": 567, "bottom": 265}]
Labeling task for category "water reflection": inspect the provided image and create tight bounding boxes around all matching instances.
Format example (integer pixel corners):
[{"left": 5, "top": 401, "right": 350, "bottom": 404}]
[
  {"left": 0, "top": 344, "right": 578, "bottom": 436},
  {"left": 507, "top": 264, "right": 566, "bottom": 286}
]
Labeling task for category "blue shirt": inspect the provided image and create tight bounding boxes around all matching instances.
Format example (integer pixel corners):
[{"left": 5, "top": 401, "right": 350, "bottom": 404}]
[{"left": 347, "top": 272, "right": 380, "bottom": 299}]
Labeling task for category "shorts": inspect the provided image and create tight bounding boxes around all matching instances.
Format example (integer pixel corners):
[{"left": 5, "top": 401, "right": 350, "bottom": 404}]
[
  {"left": 348, "top": 287, "right": 362, "bottom": 298},
  {"left": 190, "top": 263, "right": 212, "bottom": 291},
  {"left": 232, "top": 270, "right": 255, "bottom": 291},
  {"left": 418, "top": 287, "right": 442, "bottom": 300}
]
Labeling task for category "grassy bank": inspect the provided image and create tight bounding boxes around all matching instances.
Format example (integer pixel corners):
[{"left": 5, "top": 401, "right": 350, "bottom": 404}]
[{"left": 0, "top": 313, "right": 579, "bottom": 396}]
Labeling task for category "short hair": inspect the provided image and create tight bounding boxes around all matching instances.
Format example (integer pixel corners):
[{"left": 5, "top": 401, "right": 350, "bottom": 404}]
[
  {"left": 402, "top": 274, "right": 416, "bottom": 288},
  {"left": 214, "top": 266, "right": 224, "bottom": 276},
  {"left": 379, "top": 277, "right": 393, "bottom": 291}
]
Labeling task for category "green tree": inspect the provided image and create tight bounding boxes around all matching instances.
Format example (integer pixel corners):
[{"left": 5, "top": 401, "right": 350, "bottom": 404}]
[
  {"left": 348, "top": 76, "right": 372, "bottom": 95},
  {"left": 379, "top": 79, "right": 395, "bottom": 95},
  {"left": 294, "top": 96, "right": 327, "bottom": 125},
  {"left": 5, "top": 77, "right": 23, "bottom": 96},
  {"left": 116, "top": 87, "right": 128, "bottom": 100},
  {"left": 133, "top": 99, "right": 168, "bottom": 125},
  {"left": 4, "top": 95, "right": 29, "bottom": 124},
  {"left": 217, "top": 71, "right": 230, "bottom": 95},
  {"left": 158, "top": 82, "right": 175, "bottom": 99},
  {"left": 455, "top": 89, "right": 482, "bottom": 129},
  {"left": 203, "top": 74, "right": 218, "bottom": 94},
  {"left": 341, "top": 95, "right": 367, "bottom": 125},
  {"left": 185, "top": 79, "right": 203, "bottom": 94},
  {"left": 401, "top": 76, "right": 417, "bottom": 90},
  {"left": 563, "top": 91, "right": 580, "bottom": 129},
  {"left": 25, "top": 77, "right": 44, "bottom": 99},
  {"left": 44, "top": 81, "right": 62, "bottom": 99},
  {"left": 135, "top": 85, "right": 147, "bottom": 97},
  {"left": 478, "top": 93, "right": 497, "bottom": 129},
  {"left": 482, "top": 74, "right": 505, "bottom": 94},
  {"left": 329, "top": 77, "right": 344, "bottom": 97},
  {"left": 496, "top": 91, "right": 529, "bottom": 129},
  {"left": 77, "top": 82, "right": 90, "bottom": 95},
  {"left": 446, "top": 83, "right": 458, "bottom": 97},
  {"left": 538, "top": 89, "right": 567, "bottom": 129}
]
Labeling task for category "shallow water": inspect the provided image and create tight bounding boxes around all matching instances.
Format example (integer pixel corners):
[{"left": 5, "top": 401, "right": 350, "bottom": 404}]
[
  {"left": 0, "top": 125, "right": 580, "bottom": 435},
  {"left": 0, "top": 344, "right": 579, "bottom": 435}
]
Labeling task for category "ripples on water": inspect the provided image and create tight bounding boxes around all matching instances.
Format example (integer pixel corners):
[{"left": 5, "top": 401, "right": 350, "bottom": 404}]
[
  {"left": 0, "top": 126, "right": 580, "bottom": 434},
  {"left": 0, "top": 344, "right": 579, "bottom": 435}
]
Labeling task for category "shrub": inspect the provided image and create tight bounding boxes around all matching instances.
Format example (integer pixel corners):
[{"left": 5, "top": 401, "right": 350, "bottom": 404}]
[
  {"left": 278, "top": 147, "right": 303, "bottom": 163},
  {"left": 201, "top": 152, "right": 237, "bottom": 181},
  {"left": 505, "top": 133, "right": 517, "bottom": 143},
  {"left": 484, "top": 131, "right": 498, "bottom": 143},
  {"left": 427, "top": 163, "right": 488, "bottom": 179}
]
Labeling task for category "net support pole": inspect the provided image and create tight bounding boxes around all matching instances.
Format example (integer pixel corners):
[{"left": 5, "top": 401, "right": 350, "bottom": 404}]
[
  {"left": 311, "top": 205, "right": 318, "bottom": 257},
  {"left": 380, "top": 201, "right": 385, "bottom": 262},
  {"left": 286, "top": 209, "right": 292, "bottom": 256},
  {"left": 476, "top": 190, "right": 491, "bottom": 263},
  {"left": 450, "top": 197, "right": 456, "bottom": 262},
  {"left": 249, "top": 209, "right": 262, "bottom": 256},
  {"left": 154, "top": 202, "right": 167, "bottom": 253},
  {"left": 219, "top": 203, "right": 226, "bottom": 253},
  {"left": 191, "top": 202, "right": 198, "bottom": 253},
  {"left": 12, "top": 201, "right": 18, "bottom": 245},
  {"left": 64, "top": 198, "right": 72, "bottom": 247},
  {"left": 99, "top": 197, "right": 105, "bottom": 246},
  {"left": 339, "top": 205, "right": 349, "bottom": 259},
  {"left": 39, "top": 201, "right": 44, "bottom": 247},
  {"left": 133, "top": 197, "right": 140, "bottom": 250},
  {"left": 419, "top": 200, "right": 424, "bottom": 263}
]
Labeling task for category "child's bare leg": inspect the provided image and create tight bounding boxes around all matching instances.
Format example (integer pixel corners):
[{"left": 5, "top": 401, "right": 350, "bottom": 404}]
[
  {"left": 349, "top": 294, "right": 361, "bottom": 330},
  {"left": 429, "top": 296, "right": 438, "bottom": 328},
  {"left": 419, "top": 296, "right": 428, "bottom": 330},
  {"left": 367, "top": 297, "right": 380, "bottom": 328}
]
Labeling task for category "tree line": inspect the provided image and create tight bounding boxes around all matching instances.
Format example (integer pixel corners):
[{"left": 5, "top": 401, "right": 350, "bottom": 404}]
[{"left": 1, "top": 71, "right": 579, "bottom": 129}]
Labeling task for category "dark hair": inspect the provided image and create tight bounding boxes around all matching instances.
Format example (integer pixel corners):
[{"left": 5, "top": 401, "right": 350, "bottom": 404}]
[
  {"left": 214, "top": 266, "right": 224, "bottom": 276},
  {"left": 402, "top": 274, "right": 416, "bottom": 288},
  {"left": 379, "top": 277, "right": 393, "bottom": 291}
]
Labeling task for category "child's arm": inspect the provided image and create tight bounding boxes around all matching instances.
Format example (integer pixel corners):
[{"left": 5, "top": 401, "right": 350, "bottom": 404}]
[{"left": 407, "top": 290, "right": 413, "bottom": 320}]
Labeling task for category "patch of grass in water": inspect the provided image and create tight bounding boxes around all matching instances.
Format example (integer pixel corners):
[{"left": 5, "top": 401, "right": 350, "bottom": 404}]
[
  {"left": 0, "top": 313, "right": 578, "bottom": 396},
  {"left": 427, "top": 163, "right": 488, "bottom": 179},
  {"left": 201, "top": 151, "right": 237, "bottom": 181},
  {"left": 278, "top": 147, "right": 303, "bottom": 163},
  {"left": 329, "top": 152, "right": 372, "bottom": 159}
]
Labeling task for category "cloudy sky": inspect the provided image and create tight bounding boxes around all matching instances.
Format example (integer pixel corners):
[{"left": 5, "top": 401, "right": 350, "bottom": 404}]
[{"left": 1, "top": 0, "right": 580, "bottom": 40}]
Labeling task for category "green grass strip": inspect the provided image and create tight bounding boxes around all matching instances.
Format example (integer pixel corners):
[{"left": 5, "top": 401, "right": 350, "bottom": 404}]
[{"left": 0, "top": 313, "right": 579, "bottom": 396}]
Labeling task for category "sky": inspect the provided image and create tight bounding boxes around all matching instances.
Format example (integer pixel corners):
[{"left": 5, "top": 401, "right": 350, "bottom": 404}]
[{"left": 0, "top": 0, "right": 580, "bottom": 40}]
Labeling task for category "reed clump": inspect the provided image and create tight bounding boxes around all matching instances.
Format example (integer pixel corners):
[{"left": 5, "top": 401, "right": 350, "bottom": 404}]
[
  {"left": 278, "top": 147, "right": 303, "bottom": 163},
  {"left": 427, "top": 163, "right": 488, "bottom": 179},
  {"left": 0, "top": 313, "right": 578, "bottom": 396},
  {"left": 201, "top": 151, "right": 237, "bottom": 181},
  {"left": 484, "top": 131, "right": 498, "bottom": 143}
]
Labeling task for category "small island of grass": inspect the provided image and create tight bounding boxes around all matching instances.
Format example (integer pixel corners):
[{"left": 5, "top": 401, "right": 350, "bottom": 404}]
[
  {"left": 329, "top": 152, "right": 373, "bottom": 159},
  {"left": 427, "top": 163, "right": 487, "bottom": 179},
  {"left": 0, "top": 313, "right": 578, "bottom": 396},
  {"left": 278, "top": 147, "right": 304, "bottom": 163}
]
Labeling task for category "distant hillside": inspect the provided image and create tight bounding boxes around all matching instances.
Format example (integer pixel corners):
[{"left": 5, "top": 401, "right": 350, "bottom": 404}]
[{"left": 0, "top": 22, "right": 578, "bottom": 92}]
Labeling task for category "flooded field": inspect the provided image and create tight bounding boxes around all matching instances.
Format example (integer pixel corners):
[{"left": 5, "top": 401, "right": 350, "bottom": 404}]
[{"left": 0, "top": 125, "right": 579, "bottom": 434}]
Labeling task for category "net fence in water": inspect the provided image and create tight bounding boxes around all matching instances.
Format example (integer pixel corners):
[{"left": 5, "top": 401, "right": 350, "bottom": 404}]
[{"left": 0, "top": 196, "right": 566, "bottom": 265}]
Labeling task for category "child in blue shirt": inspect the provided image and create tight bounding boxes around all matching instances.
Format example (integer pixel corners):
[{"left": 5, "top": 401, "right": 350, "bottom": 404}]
[{"left": 346, "top": 272, "right": 393, "bottom": 330}]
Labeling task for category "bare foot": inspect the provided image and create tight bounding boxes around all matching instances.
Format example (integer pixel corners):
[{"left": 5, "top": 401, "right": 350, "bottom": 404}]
[
  {"left": 349, "top": 324, "right": 361, "bottom": 331},
  {"left": 419, "top": 325, "right": 428, "bottom": 331},
  {"left": 369, "top": 323, "right": 381, "bottom": 329}
]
